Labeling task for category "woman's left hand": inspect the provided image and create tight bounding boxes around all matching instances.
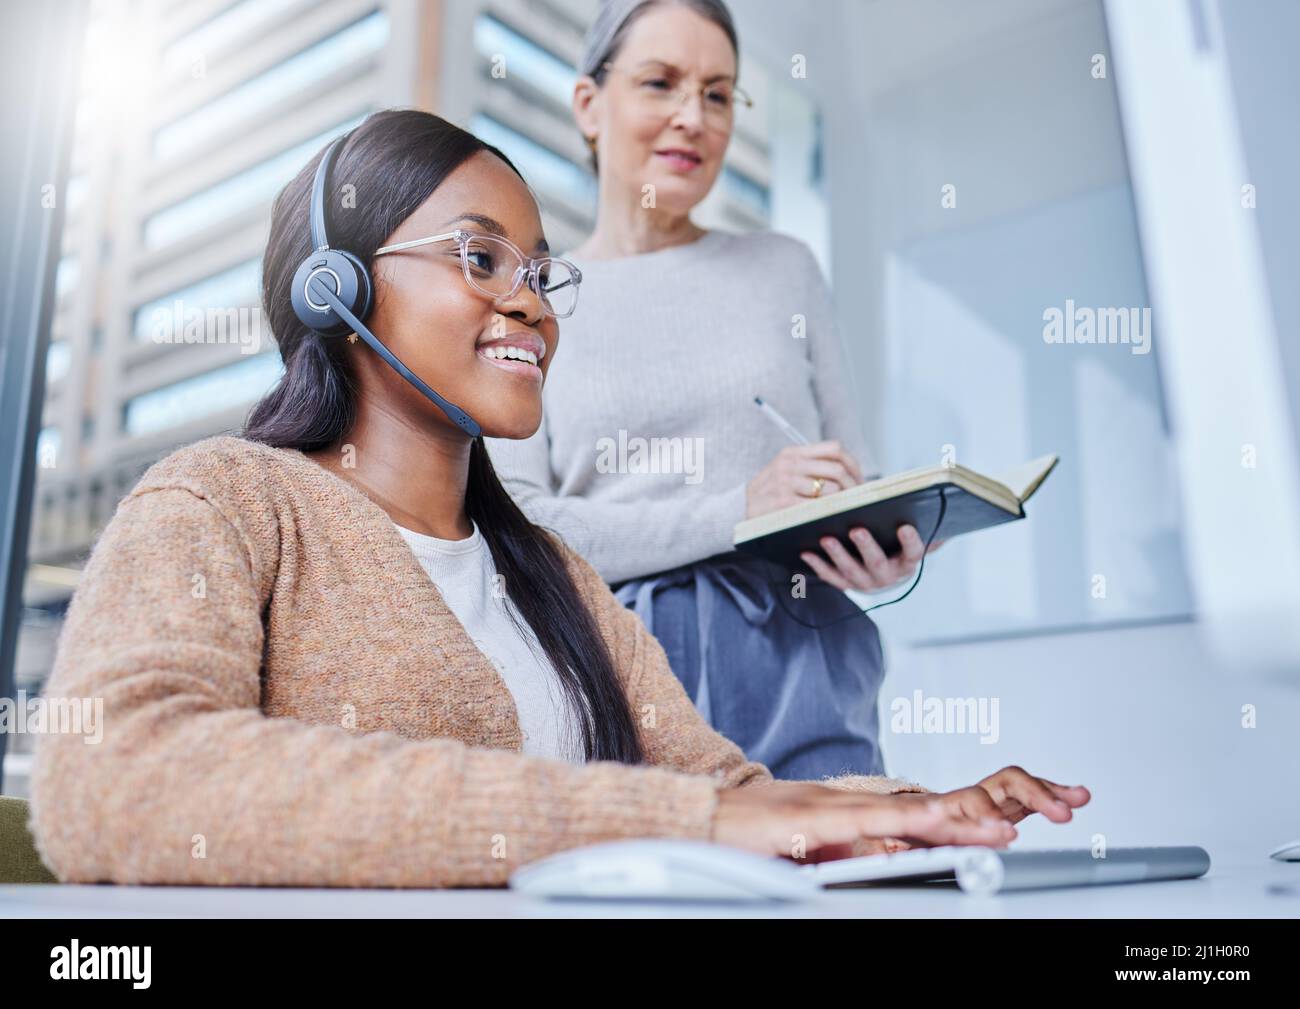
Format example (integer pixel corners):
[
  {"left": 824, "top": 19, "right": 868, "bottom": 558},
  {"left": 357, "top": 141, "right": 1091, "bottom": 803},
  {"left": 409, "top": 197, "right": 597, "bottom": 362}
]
[
  {"left": 799, "top": 524, "right": 939, "bottom": 592},
  {"left": 927, "top": 767, "right": 1092, "bottom": 826},
  {"left": 822, "top": 768, "right": 1092, "bottom": 860}
]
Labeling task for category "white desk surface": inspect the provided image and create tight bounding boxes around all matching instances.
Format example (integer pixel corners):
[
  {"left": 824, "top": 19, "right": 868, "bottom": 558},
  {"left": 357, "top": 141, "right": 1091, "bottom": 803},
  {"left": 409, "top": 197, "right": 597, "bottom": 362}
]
[{"left": 1, "top": 858, "right": 1296, "bottom": 918}]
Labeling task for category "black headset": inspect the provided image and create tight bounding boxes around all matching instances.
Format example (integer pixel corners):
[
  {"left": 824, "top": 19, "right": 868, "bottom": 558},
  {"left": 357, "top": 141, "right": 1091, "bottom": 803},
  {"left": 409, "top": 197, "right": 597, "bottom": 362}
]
[{"left": 289, "top": 134, "right": 482, "bottom": 438}]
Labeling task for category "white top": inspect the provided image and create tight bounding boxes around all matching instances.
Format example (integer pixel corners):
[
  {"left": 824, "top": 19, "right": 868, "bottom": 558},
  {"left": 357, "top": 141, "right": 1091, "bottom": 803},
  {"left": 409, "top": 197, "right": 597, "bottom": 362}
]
[
  {"left": 393, "top": 519, "right": 584, "bottom": 763},
  {"left": 485, "top": 229, "right": 874, "bottom": 584}
]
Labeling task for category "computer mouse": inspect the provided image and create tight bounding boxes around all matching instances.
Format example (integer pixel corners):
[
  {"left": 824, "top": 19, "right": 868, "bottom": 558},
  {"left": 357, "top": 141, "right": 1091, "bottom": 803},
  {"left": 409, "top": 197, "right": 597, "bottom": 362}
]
[
  {"left": 1268, "top": 840, "right": 1300, "bottom": 861},
  {"left": 509, "top": 839, "right": 818, "bottom": 902}
]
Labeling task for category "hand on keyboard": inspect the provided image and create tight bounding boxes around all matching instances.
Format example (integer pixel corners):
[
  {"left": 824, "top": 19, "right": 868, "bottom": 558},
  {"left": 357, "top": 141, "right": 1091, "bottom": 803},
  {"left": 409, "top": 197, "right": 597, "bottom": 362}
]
[
  {"left": 712, "top": 781, "right": 1017, "bottom": 862},
  {"left": 965, "top": 766, "right": 1091, "bottom": 824},
  {"left": 861, "top": 767, "right": 1092, "bottom": 858}
]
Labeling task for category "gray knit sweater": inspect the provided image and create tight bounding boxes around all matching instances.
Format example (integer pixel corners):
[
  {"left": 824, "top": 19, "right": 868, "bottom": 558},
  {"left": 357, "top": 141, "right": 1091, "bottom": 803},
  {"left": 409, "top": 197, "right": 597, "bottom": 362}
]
[{"left": 486, "top": 229, "right": 873, "bottom": 584}]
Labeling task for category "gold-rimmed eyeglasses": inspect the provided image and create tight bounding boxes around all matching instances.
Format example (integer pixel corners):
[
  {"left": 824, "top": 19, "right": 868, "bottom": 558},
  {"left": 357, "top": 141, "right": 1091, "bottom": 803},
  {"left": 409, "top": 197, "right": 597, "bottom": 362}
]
[
  {"left": 600, "top": 61, "right": 753, "bottom": 128},
  {"left": 373, "top": 230, "right": 582, "bottom": 319}
]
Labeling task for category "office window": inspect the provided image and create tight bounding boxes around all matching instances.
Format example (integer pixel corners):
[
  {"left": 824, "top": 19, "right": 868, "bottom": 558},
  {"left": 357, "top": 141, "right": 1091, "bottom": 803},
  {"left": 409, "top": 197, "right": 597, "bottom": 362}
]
[
  {"left": 855, "top": 0, "right": 1192, "bottom": 641},
  {"left": 142, "top": 113, "right": 369, "bottom": 249},
  {"left": 473, "top": 14, "right": 577, "bottom": 108},
  {"left": 65, "top": 175, "right": 87, "bottom": 214},
  {"left": 34, "top": 428, "right": 62, "bottom": 470},
  {"left": 45, "top": 342, "right": 72, "bottom": 384},
  {"left": 155, "top": 10, "right": 389, "bottom": 159},
  {"left": 162, "top": 0, "right": 302, "bottom": 75},
  {"left": 471, "top": 113, "right": 595, "bottom": 212},
  {"left": 722, "top": 166, "right": 770, "bottom": 219},
  {"left": 122, "top": 352, "right": 285, "bottom": 437},
  {"left": 132, "top": 258, "right": 262, "bottom": 343},
  {"left": 53, "top": 256, "right": 79, "bottom": 298}
]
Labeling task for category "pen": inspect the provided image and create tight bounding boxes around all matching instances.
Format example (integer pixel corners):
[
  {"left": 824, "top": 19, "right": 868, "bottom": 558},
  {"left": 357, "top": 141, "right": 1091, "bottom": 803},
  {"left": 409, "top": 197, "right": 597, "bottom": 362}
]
[
  {"left": 753, "top": 396, "right": 808, "bottom": 445},
  {"left": 753, "top": 396, "right": 883, "bottom": 482}
]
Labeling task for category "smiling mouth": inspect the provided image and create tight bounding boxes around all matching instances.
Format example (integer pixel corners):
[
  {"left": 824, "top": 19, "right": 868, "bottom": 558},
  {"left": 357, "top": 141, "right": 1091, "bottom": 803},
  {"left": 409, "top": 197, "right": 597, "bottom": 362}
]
[
  {"left": 655, "top": 149, "right": 702, "bottom": 168},
  {"left": 477, "top": 341, "right": 543, "bottom": 379}
]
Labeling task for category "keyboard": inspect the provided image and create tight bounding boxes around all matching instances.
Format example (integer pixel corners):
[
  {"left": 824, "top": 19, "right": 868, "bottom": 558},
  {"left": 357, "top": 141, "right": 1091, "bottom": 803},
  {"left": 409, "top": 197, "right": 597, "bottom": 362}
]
[{"left": 802, "top": 845, "right": 1211, "bottom": 895}]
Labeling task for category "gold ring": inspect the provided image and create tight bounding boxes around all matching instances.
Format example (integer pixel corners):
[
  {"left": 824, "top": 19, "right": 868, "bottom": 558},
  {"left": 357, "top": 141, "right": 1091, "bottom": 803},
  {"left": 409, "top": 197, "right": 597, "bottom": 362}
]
[{"left": 810, "top": 477, "right": 825, "bottom": 498}]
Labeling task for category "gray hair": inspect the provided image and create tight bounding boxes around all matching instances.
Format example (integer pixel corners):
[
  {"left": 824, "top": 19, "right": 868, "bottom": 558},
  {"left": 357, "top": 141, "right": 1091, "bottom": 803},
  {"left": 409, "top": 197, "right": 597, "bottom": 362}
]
[{"left": 579, "top": 0, "right": 739, "bottom": 83}]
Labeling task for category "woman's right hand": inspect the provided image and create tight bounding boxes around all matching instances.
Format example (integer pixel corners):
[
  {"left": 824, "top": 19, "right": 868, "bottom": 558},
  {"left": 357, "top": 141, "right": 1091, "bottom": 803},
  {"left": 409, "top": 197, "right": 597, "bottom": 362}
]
[
  {"left": 745, "top": 441, "right": 865, "bottom": 518},
  {"left": 711, "top": 781, "right": 1017, "bottom": 861}
]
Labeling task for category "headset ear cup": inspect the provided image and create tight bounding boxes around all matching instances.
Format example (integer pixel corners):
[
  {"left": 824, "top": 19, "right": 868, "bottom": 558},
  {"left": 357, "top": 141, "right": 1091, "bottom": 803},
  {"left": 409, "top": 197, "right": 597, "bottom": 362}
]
[
  {"left": 290, "top": 249, "right": 373, "bottom": 336},
  {"left": 337, "top": 250, "right": 373, "bottom": 321}
]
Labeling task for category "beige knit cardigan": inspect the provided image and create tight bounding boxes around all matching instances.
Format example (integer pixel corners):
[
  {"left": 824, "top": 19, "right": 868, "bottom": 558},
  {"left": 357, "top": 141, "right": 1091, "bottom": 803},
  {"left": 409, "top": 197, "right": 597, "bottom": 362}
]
[{"left": 29, "top": 436, "right": 919, "bottom": 887}]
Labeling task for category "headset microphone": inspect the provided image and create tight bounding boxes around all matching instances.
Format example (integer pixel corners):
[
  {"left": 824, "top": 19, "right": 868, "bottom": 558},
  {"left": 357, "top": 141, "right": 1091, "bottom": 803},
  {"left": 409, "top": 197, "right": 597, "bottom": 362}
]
[{"left": 289, "top": 134, "right": 482, "bottom": 438}]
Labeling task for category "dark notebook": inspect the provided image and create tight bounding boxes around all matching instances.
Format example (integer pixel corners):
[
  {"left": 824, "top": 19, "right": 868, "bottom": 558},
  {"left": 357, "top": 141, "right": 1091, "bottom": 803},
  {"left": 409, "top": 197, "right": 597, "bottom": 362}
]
[{"left": 733, "top": 455, "right": 1058, "bottom": 568}]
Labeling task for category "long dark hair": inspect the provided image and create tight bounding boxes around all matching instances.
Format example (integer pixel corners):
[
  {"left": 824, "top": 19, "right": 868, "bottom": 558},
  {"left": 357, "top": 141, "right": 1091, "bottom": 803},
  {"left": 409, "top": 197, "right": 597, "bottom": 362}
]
[{"left": 245, "top": 109, "right": 644, "bottom": 764}]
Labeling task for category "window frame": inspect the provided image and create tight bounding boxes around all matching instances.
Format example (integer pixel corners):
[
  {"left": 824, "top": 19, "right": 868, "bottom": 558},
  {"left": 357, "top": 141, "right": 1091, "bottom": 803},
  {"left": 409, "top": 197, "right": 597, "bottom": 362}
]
[{"left": 0, "top": 0, "right": 86, "bottom": 792}]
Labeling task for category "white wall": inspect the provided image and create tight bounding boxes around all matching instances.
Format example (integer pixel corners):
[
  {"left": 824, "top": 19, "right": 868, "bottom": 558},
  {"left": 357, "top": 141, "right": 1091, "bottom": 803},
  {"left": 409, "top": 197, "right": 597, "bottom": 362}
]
[{"left": 737, "top": 0, "right": 1101, "bottom": 461}]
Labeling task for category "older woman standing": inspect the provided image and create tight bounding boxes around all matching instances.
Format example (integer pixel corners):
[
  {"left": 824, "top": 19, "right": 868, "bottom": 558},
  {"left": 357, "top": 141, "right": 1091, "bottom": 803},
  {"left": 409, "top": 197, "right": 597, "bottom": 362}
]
[{"left": 486, "top": 0, "right": 930, "bottom": 779}]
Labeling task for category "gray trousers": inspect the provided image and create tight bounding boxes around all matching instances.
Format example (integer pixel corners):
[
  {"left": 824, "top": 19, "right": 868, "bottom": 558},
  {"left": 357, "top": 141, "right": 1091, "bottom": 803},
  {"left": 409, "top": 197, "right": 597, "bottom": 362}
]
[{"left": 613, "top": 552, "right": 886, "bottom": 780}]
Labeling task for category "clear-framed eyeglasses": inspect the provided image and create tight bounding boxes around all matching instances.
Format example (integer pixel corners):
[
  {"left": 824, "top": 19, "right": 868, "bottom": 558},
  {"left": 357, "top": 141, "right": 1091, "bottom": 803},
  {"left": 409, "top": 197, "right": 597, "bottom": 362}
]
[
  {"left": 373, "top": 229, "right": 582, "bottom": 319},
  {"left": 600, "top": 60, "right": 753, "bottom": 128}
]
